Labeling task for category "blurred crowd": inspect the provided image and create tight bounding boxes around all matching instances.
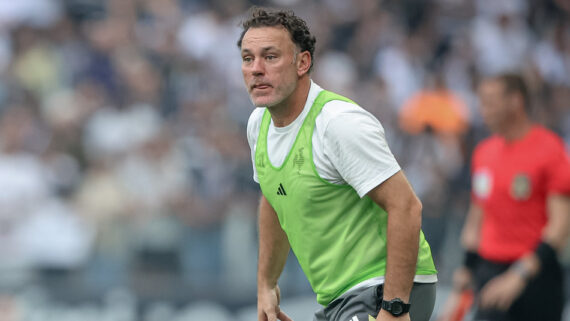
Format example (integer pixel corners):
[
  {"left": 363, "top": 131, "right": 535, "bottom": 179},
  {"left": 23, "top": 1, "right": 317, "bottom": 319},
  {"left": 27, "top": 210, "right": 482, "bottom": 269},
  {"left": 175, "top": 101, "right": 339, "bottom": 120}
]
[{"left": 0, "top": 0, "right": 569, "bottom": 320}]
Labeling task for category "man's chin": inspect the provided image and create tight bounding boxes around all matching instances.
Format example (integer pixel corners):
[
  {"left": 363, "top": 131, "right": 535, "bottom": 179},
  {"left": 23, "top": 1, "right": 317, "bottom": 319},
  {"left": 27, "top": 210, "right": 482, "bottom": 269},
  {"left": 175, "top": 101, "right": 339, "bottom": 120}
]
[{"left": 250, "top": 96, "right": 276, "bottom": 107}]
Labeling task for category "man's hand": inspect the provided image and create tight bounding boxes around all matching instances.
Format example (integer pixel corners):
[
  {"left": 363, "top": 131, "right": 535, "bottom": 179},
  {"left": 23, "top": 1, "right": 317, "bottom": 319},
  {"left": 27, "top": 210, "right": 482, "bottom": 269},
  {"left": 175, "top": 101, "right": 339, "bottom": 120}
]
[
  {"left": 435, "top": 267, "right": 475, "bottom": 321},
  {"left": 479, "top": 269, "right": 526, "bottom": 311},
  {"left": 376, "top": 308, "right": 410, "bottom": 321},
  {"left": 452, "top": 266, "right": 473, "bottom": 292},
  {"left": 258, "top": 285, "right": 293, "bottom": 321}
]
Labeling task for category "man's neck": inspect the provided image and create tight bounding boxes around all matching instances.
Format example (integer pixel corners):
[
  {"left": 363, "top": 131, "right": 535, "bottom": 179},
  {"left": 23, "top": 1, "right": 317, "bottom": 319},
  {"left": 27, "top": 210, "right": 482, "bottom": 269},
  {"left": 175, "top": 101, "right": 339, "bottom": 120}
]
[
  {"left": 501, "top": 116, "right": 533, "bottom": 142},
  {"left": 269, "top": 77, "right": 311, "bottom": 127}
]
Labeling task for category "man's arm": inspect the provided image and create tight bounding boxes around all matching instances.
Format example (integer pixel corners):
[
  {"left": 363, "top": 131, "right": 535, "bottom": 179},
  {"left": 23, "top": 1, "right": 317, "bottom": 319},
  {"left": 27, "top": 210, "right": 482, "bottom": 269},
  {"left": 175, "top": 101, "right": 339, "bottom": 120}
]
[
  {"left": 542, "top": 195, "right": 570, "bottom": 250},
  {"left": 453, "top": 203, "right": 483, "bottom": 292},
  {"left": 367, "top": 171, "right": 421, "bottom": 321},
  {"left": 449, "top": 203, "right": 482, "bottom": 294},
  {"left": 453, "top": 203, "right": 483, "bottom": 293},
  {"left": 480, "top": 195, "right": 570, "bottom": 310},
  {"left": 257, "top": 195, "right": 292, "bottom": 321},
  {"left": 503, "top": 194, "right": 570, "bottom": 277},
  {"left": 460, "top": 203, "right": 483, "bottom": 251},
  {"left": 435, "top": 203, "right": 482, "bottom": 321}
]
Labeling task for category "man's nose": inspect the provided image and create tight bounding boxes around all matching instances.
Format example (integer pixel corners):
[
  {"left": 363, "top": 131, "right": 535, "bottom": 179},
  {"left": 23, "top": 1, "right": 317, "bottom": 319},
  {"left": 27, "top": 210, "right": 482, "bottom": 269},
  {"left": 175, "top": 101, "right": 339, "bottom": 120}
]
[{"left": 251, "top": 58, "right": 265, "bottom": 76}]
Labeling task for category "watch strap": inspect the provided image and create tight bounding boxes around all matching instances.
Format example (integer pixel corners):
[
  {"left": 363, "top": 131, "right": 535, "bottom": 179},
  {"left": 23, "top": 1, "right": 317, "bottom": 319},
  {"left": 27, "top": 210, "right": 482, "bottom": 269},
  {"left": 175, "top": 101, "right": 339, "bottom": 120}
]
[{"left": 381, "top": 298, "right": 410, "bottom": 316}]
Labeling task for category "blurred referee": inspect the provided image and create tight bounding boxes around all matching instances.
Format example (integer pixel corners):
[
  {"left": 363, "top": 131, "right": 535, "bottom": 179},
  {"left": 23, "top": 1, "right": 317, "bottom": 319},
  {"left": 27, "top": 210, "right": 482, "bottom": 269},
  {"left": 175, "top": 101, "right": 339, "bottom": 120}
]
[{"left": 443, "top": 73, "right": 570, "bottom": 321}]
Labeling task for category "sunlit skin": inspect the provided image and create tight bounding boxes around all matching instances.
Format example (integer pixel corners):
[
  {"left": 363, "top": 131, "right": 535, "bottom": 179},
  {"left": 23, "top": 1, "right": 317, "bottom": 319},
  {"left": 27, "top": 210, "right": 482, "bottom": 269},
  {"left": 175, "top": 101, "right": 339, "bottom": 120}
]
[{"left": 240, "top": 26, "right": 311, "bottom": 127}]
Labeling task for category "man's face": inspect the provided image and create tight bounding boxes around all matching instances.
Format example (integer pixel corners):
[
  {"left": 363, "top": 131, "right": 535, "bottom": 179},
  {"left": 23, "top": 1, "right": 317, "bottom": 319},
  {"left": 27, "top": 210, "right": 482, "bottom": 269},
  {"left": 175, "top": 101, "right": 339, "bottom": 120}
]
[
  {"left": 240, "top": 26, "right": 300, "bottom": 108},
  {"left": 477, "top": 79, "right": 513, "bottom": 133}
]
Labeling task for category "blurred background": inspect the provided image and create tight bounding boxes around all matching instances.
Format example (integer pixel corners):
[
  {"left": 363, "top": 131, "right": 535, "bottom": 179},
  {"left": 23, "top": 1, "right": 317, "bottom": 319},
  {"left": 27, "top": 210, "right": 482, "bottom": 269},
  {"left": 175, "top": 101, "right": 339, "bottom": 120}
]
[{"left": 0, "top": 0, "right": 568, "bottom": 320}]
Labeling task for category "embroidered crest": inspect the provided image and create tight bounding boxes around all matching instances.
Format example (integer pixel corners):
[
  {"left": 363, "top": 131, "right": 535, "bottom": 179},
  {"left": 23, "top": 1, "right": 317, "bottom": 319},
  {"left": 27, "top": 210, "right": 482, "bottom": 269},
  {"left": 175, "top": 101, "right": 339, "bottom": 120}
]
[
  {"left": 256, "top": 155, "right": 265, "bottom": 169},
  {"left": 293, "top": 147, "right": 305, "bottom": 174},
  {"left": 511, "top": 173, "right": 531, "bottom": 200}
]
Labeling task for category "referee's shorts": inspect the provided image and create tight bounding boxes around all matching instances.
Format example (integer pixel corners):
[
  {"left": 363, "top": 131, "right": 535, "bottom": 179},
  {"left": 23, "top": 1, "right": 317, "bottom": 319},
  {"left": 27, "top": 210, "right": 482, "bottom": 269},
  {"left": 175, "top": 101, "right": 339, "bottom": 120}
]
[{"left": 473, "top": 256, "right": 564, "bottom": 321}]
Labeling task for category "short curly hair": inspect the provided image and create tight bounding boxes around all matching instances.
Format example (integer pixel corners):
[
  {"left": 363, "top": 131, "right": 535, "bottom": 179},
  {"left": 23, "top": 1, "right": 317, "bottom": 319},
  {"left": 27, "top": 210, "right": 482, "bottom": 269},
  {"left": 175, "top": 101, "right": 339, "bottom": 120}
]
[
  {"left": 237, "top": 7, "right": 316, "bottom": 72},
  {"left": 494, "top": 73, "right": 531, "bottom": 114}
]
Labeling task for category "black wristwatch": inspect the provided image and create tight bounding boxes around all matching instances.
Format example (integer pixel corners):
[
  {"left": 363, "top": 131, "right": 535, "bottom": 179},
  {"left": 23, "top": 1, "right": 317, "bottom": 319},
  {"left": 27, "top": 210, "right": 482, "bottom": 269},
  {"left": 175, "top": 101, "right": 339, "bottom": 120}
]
[{"left": 381, "top": 297, "right": 410, "bottom": 317}]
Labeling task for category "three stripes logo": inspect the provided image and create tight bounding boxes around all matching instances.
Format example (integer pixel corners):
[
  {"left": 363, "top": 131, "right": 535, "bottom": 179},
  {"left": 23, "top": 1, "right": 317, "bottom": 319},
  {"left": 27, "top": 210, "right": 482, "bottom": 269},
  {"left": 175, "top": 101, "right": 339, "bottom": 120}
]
[{"left": 276, "top": 183, "right": 287, "bottom": 196}]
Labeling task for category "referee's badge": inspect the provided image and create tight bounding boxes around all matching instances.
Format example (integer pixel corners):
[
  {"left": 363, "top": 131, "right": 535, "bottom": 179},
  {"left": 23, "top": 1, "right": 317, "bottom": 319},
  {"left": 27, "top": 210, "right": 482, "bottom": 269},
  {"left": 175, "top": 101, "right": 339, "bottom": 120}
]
[
  {"left": 511, "top": 173, "right": 531, "bottom": 200},
  {"left": 473, "top": 168, "right": 492, "bottom": 199}
]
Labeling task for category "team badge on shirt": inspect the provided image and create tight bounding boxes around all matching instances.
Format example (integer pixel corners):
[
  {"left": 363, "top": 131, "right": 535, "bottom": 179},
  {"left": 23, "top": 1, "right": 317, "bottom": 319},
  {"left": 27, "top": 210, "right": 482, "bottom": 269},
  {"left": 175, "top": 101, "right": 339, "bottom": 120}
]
[
  {"left": 511, "top": 173, "right": 531, "bottom": 200},
  {"left": 473, "top": 168, "right": 492, "bottom": 199},
  {"left": 293, "top": 147, "right": 305, "bottom": 174},
  {"left": 256, "top": 155, "right": 265, "bottom": 169}
]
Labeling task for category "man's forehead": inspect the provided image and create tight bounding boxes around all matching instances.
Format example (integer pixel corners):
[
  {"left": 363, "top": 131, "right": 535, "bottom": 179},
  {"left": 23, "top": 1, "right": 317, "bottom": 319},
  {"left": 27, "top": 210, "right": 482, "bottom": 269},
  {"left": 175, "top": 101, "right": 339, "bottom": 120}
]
[
  {"left": 241, "top": 26, "right": 293, "bottom": 50},
  {"left": 480, "top": 79, "right": 505, "bottom": 92}
]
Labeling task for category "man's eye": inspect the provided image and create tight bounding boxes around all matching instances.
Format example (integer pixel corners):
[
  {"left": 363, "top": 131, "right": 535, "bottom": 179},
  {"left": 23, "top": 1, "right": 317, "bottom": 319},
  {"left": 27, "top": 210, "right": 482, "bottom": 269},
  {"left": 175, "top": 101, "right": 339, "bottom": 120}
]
[
  {"left": 266, "top": 55, "right": 276, "bottom": 60},
  {"left": 243, "top": 56, "right": 253, "bottom": 62}
]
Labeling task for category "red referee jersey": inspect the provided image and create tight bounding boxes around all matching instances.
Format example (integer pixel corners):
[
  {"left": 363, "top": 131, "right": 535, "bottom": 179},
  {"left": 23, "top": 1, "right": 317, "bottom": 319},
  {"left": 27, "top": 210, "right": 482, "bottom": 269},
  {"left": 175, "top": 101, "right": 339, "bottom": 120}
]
[{"left": 471, "top": 125, "right": 570, "bottom": 263}]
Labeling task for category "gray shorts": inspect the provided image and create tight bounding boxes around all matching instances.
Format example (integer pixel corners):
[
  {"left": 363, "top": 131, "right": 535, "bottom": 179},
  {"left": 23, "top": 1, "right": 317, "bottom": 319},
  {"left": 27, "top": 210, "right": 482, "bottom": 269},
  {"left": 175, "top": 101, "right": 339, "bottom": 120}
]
[{"left": 313, "top": 282, "right": 436, "bottom": 321}]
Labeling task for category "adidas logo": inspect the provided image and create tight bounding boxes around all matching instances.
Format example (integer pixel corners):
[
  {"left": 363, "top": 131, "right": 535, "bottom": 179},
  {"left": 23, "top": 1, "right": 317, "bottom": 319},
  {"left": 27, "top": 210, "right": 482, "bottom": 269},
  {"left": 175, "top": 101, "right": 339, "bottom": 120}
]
[
  {"left": 276, "top": 183, "right": 287, "bottom": 196},
  {"left": 349, "top": 316, "right": 360, "bottom": 321}
]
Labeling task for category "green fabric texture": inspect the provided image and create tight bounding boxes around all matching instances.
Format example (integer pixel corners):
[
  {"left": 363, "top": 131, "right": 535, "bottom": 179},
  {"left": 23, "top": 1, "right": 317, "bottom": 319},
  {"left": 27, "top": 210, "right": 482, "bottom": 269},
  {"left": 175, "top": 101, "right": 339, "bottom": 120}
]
[{"left": 255, "top": 90, "right": 436, "bottom": 306}]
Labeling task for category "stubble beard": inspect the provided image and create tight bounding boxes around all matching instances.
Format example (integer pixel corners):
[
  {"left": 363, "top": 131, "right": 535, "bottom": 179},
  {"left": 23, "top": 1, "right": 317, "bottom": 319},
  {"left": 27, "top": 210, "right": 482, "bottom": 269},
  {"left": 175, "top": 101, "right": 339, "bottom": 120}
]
[{"left": 250, "top": 77, "right": 297, "bottom": 109}]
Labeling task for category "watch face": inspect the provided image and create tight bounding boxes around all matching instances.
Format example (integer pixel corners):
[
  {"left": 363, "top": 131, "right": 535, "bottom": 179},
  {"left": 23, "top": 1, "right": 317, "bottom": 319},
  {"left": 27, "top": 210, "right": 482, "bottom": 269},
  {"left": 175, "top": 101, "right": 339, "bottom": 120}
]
[{"left": 392, "top": 302, "right": 403, "bottom": 315}]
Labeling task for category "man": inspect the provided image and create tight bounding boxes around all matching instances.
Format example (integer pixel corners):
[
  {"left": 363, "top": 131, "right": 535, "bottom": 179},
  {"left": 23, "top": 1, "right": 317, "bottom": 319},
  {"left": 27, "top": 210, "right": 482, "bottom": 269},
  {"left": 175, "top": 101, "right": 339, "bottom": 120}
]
[
  {"left": 237, "top": 8, "right": 437, "bottom": 321},
  {"left": 440, "top": 74, "right": 570, "bottom": 321}
]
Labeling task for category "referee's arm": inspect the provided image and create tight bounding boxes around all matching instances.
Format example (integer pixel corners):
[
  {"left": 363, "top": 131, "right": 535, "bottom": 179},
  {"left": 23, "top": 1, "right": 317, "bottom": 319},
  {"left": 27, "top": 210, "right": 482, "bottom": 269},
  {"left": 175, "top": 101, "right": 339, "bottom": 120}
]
[
  {"left": 452, "top": 203, "right": 483, "bottom": 292},
  {"left": 367, "top": 170, "right": 421, "bottom": 320},
  {"left": 479, "top": 195, "right": 570, "bottom": 311},
  {"left": 460, "top": 203, "right": 483, "bottom": 252},
  {"left": 517, "top": 195, "right": 570, "bottom": 277}
]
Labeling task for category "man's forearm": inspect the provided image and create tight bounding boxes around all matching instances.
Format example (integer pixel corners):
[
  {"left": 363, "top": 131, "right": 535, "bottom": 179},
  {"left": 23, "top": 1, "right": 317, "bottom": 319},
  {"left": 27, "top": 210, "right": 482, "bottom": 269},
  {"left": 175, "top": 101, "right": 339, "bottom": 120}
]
[
  {"left": 258, "top": 195, "right": 290, "bottom": 289},
  {"left": 513, "top": 195, "right": 570, "bottom": 278},
  {"left": 366, "top": 172, "right": 423, "bottom": 304},
  {"left": 382, "top": 200, "right": 421, "bottom": 302},
  {"left": 543, "top": 195, "right": 570, "bottom": 251},
  {"left": 461, "top": 204, "right": 483, "bottom": 251}
]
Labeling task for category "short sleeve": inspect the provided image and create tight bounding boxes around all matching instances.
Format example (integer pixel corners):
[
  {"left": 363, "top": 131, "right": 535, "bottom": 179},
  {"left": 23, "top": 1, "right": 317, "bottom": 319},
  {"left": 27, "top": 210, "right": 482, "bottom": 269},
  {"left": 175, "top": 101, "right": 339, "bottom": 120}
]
[
  {"left": 322, "top": 108, "right": 401, "bottom": 197},
  {"left": 247, "top": 108, "right": 264, "bottom": 183}
]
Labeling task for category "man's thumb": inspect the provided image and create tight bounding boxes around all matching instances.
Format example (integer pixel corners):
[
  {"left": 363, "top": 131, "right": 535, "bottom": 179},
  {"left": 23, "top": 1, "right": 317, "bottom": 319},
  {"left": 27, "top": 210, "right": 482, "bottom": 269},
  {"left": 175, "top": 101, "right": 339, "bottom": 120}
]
[
  {"left": 277, "top": 310, "right": 293, "bottom": 321},
  {"left": 267, "top": 311, "right": 278, "bottom": 321}
]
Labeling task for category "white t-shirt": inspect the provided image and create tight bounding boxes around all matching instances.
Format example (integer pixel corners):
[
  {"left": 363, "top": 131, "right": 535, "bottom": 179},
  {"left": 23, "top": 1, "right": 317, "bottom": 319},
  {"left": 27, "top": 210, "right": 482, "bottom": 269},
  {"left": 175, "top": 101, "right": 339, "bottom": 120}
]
[{"left": 247, "top": 81, "right": 401, "bottom": 198}]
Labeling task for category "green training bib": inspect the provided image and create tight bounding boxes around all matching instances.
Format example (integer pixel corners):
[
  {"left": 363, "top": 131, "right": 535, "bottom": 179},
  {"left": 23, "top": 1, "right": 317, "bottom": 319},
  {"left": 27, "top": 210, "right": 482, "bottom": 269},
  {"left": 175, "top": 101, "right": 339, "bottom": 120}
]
[{"left": 255, "top": 90, "right": 436, "bottom": 305}]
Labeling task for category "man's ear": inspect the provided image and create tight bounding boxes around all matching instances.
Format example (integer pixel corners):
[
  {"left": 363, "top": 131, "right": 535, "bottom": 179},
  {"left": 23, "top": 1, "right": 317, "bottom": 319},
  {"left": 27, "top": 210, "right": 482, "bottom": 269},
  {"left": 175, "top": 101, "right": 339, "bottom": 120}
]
[{"left": 297, "top": 51, "right": 311, "bottom": 77}]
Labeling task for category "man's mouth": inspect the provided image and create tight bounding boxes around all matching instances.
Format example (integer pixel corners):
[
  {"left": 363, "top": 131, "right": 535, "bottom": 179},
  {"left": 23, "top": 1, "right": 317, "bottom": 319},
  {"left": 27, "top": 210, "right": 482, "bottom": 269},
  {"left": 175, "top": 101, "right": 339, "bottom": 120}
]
[{"left": 252, "top": 83, "right": 272, "bottom": 90}]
